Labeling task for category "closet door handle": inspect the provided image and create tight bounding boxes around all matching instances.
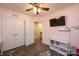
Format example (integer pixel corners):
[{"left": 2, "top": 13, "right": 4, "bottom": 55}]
[{"left": 13, "top": 34, "right": 19, "bottom": 36}]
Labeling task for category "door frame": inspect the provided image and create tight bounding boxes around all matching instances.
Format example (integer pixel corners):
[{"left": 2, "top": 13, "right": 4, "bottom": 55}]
[{"left": 34, "top": 21, "right": 42, "bottom": 44}]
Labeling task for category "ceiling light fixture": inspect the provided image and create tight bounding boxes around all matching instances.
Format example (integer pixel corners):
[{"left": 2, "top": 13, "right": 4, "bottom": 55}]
[
  {"left": 38, "top": 8, "right": 41, "bottom": 13},
  {"left": 26, "top": 3, "right": 49, "bottom": 15},
  {"left": 33, "top": 6, "right": 37, "bottom": 14}
]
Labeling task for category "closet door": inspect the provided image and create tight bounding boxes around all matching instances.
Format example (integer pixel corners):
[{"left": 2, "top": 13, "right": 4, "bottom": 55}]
[
  {"left": 0, "top": 16, "right": 2, "bottom": 49},
  {"left": 14, "top": 17, "right": 25, "bottom": 47},
  {"left": 0, "top": 16, "right": 1, "bottom": 41},
  {"left": 2, "top": 16, "right": 25, "bottom": 51}
]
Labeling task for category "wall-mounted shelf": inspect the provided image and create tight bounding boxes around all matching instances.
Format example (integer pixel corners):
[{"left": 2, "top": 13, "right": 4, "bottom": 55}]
[
  {"left": 58, "top": 27, "right": 71, "bottom": 32},
  {"left": 58, "top": 30, "right": 71, "bottom": 32}
]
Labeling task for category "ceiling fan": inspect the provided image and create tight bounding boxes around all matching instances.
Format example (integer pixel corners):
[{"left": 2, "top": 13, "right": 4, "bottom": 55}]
[{"left": 25, "top": 3, "right": 49, "bottom": 15}]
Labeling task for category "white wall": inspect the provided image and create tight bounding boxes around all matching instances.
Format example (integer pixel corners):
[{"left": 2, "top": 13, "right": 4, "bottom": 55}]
[
  {"left": 0, "top": 7, "right": 34, "bottom": 47},
  {"left": 38, "top": 4, "right": 79, "bottom": 48}
]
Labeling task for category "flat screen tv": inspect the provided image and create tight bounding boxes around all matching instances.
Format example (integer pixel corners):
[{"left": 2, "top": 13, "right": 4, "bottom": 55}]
[{"left": 50, "top": 16, "right": 65, "bottom": 27}]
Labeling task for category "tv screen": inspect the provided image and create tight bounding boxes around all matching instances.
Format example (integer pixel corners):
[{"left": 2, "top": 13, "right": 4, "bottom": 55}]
[
  {"left": 50, "top": 18, "right": 56, "bottom": 26},
  {"left": 50, "top": 16, "right": 65, "bottom": 27}
]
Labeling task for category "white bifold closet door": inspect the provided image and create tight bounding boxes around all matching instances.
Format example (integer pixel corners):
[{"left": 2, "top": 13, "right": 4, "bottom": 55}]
[{"left": 2, "top": 16, "right": 25, "bottom": 51}]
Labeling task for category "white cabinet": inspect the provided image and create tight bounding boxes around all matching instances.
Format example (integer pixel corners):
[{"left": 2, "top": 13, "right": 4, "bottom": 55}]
[
  {"left": 50, "top": 40, "right": 70, "bottom": 55},
  {"left": 50, "top": 28, "right": 77, "bottom": 56}
]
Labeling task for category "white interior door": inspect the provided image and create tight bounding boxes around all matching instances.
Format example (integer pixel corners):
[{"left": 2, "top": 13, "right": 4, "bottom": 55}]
[
  {"left": 14, "top": 17, "right": 25, "bottom": 47},
  {"left": 0, "top": 16, "right": 1, "bottom": 41},
  {"left": 2, "top": 16, "right": 25, "bottom": 51}
]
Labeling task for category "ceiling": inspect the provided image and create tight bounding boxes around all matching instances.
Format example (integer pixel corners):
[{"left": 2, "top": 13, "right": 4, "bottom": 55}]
[{"left": 0, "top": 3, "right": 75, "bottom": 16}]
